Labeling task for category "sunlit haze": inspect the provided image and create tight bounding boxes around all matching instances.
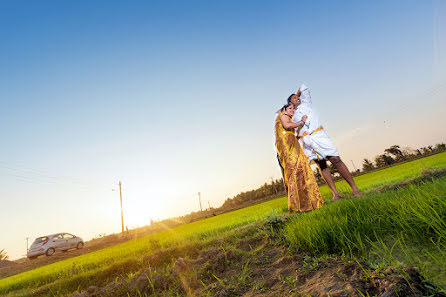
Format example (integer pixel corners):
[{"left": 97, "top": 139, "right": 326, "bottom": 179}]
[{"left": 1, "top": 0, "right": 445, "bottom": 260}]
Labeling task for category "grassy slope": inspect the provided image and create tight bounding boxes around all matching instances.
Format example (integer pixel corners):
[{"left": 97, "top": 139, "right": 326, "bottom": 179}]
[
  {"left": 283, "top": 175, "right": 446, "bottom": 285},
  {"left": 318, "top": 152, "right": 446, "bottom": 198},
  {"left": 1, "top": 152, "right": 445, "bottom": 295}
]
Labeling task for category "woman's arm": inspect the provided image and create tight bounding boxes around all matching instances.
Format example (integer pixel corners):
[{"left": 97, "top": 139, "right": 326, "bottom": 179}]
[{"left": 280, "top": 114, "right": 304, "bottom": 130}]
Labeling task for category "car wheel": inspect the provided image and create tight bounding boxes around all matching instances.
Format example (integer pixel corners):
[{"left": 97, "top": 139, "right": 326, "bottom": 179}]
[
  {"left": 28, "top": 256, "right": 37, "bottom": 260},
  {"left": 46, "top": 248, "right": 55, "bottom": 256},
  {"left": 77, "top": 242, "right": 84, "bottom": 249}
]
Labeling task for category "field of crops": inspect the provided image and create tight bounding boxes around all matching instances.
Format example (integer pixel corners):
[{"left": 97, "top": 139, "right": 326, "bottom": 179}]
[
  {"left": 1, "top": 152, "right": 446, "bottom": 296},
  {"left": 318, "top": 152, "right": 446, "bottom": 198}
]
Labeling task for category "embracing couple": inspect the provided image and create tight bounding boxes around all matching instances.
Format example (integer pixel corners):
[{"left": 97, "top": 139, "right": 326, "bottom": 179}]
[{"left": 275, "top": 84, "right": 361, "bottom": 212}]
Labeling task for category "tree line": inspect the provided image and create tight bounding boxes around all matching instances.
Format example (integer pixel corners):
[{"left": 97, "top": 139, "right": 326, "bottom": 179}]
[{"left": 361, "top": 143, "right": 445, "bottom": 172}]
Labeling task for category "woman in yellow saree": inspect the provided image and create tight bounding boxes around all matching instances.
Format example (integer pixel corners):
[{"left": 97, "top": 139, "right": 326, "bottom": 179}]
[{"left": 275, "top": 104, "right": 324, "bottom": 212}]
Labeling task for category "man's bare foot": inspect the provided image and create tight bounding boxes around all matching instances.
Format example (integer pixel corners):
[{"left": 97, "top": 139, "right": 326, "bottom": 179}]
[
  {"left": 353, "top": 191, "right": 363, "bottom": 197},
  {"left": 332, "top": 194, "right": 341, "bottom": 201}
]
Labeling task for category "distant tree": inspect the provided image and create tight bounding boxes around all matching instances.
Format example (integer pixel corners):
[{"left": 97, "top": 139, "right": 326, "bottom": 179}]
[
  {"left": 362, "top": 158, "right": 374, "bottom": 171},
  {"left": 382, "top": 154, "right": 395, "bottom": 165},
  {"left": 271, "top": 178, "right": 284, "bottom": 194},
  {"left": 374, "top": 155, "right": 385, "bottom": 167},
  {"left": 328, "top": 163, "right": 338, "bottom": 176},
  {"left": 385, "top": 145, "right": 404, "bottom": 160},
  {"left": 422, "top": 147, "right": 430, "bottom": 154},
  {"left": 434, "top": 143, "right": 446, "bottom": 152},
  {"left": 375, "top": 154, "right": 394, "bottom": 167},
  {"left": 401, "top": 147, "right": 417, "bottom": 159},
  {"left": 0, "top": 249, "right": 8, "bottom": 261},
  {"left": 278, "top": 178, "right": 285, "bottom": 193},
  {"left": 313, "top": 169, "right": 324, "bottom": 184}
]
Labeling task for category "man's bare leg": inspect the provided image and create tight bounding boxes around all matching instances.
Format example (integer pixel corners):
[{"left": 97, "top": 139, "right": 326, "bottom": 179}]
[
  {"left": 319, "top": 167, "right": 341, "bottom": 200},
  {"left": 328, "top": 156, "right": 362, "bottom": 196}
]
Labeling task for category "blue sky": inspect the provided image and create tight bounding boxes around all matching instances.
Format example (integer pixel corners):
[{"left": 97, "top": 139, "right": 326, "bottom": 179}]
[{"left": 1, "top": 0, "right": 445, "bottom": 259}]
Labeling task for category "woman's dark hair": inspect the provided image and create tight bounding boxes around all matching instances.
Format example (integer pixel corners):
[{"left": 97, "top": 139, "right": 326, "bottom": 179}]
[
  {"left": 287, "top": 93, "right": 296, "bottom": 104},
  {"left": 281, "top": 103, "right": 292, "bottom": 112}
]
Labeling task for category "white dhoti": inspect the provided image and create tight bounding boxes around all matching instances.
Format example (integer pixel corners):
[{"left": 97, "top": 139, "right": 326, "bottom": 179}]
[{"left": 302, "top": 129, "right": 339, "bottom": 161}]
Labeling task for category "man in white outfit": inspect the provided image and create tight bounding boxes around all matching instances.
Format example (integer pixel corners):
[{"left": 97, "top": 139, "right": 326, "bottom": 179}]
[{"left": 287, "top": 84, "right": 361, "bottom": 199}]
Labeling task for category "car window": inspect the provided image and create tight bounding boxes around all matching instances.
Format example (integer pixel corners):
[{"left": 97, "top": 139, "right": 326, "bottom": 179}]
[
  {"left": 33, "top": 237, "right": 48, "bottom": 244},
  {"left": 63, "top": 234, "right": 75, "bottom": 239},
  {"left": 53, "top": 234, "right": 63, "bottom": 240}
]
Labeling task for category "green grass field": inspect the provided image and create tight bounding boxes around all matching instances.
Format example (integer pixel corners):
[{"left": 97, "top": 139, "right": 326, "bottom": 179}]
[{"left": 1, "top": 152, "right": 446, "bottom": 296}]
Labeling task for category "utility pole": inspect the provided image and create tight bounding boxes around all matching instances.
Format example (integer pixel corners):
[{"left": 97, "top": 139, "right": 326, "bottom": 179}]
[
  {"left": 351, "top": 160, "right": 357, "bottom": 172},
  {"left": 198, "top": 192, "right": 202, "bottom": 212},
  {"left": 25, "top": 237, "right": 29, "bottom": 253},
  {"left": 208, "top": 200, "right": 211, "bottom": 210},
  {"left": 119, "top": 181, "right": 124, "bottom": 233}
]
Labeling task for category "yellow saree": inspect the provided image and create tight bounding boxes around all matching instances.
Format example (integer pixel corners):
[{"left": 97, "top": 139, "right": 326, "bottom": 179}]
[{"left": 275, "top": 113, "right": 323, "bottom": 212}]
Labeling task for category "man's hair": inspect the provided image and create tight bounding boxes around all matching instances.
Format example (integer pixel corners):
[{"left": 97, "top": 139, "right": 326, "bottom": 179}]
[{"left": 287, "top": 93, "right": 296, "bottom": 104}]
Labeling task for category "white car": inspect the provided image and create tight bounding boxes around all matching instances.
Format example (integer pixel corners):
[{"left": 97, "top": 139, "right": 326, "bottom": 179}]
[{"left": 27, "top": 233, "right": 84, "bottom": 259}]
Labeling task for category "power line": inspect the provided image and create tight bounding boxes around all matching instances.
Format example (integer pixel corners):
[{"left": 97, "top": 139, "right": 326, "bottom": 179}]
[{"left": 0, "top": 160, "right": 112, "bottom": 190}]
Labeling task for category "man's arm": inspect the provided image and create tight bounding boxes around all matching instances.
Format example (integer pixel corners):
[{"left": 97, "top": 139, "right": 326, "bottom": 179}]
[
  {"left": 293, "top": 108, "right": 309, "bottom": 126},
  {"left": 299, "top": 84, "right": 312, "bottom": 107},
  {"left": 296, "top": 117, "right": 306, "bottom": 134}
]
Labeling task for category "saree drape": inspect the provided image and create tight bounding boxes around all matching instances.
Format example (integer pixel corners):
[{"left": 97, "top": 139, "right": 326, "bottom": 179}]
[{"left": 275, "top": 113, "right": 324, "bottom": 212}]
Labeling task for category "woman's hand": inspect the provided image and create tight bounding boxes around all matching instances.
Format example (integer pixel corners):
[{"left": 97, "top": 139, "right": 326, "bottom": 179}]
[{"left": 301, "top": 115, "right": 308, "bottom": 122}]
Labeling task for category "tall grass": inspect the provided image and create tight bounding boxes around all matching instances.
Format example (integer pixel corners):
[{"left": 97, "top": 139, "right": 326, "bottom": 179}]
[
  {"left": 282, "top": 176, "right": 446, "bottom": 285},
  {"left": 284, "top": 177, "right": 446, "bottom": 254}
]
